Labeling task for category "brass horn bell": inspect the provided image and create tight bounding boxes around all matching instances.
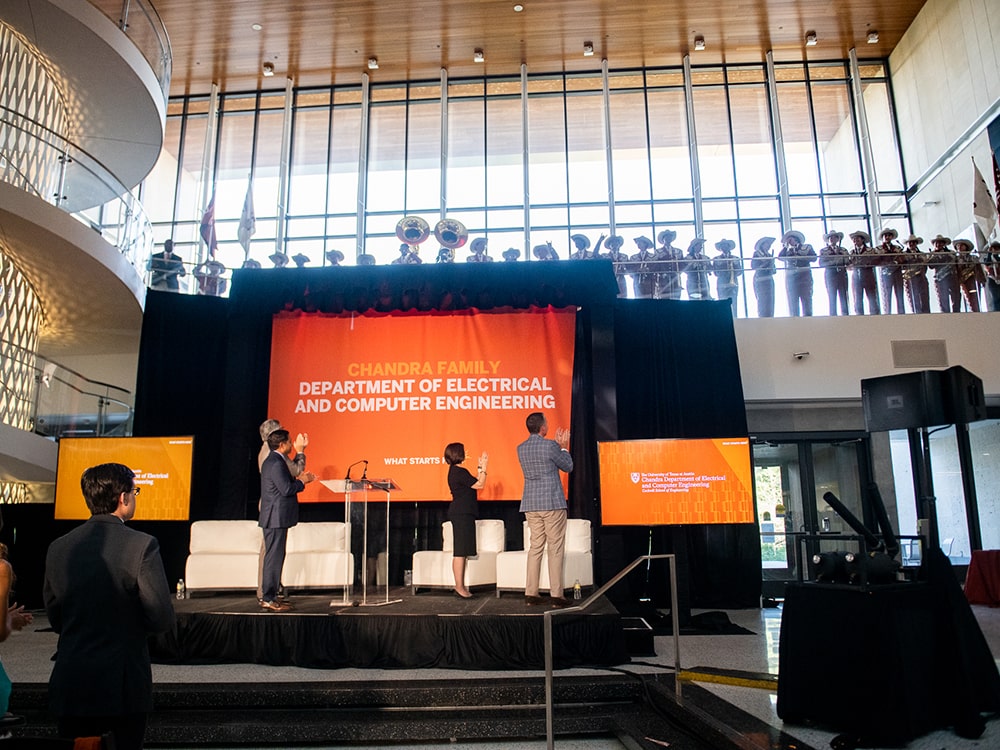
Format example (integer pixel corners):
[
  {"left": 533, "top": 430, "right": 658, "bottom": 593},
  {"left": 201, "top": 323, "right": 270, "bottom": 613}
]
[
  {"left": 434, "top": 218, "right": 468, "bottom": 249},
  {"left": 396, "top": 216, "right": 431, "bottom": 246}
]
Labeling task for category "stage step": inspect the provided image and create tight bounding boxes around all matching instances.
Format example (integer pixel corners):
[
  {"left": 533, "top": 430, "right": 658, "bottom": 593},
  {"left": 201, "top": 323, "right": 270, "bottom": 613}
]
[{"left": 10, "top": 675, "right": 807, "bottom": 749}]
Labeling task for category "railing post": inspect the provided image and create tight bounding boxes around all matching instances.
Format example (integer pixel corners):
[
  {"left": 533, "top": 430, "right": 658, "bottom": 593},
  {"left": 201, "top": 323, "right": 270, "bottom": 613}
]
[
  {"left": 545, "top": 554, "right": 679, "bottom": 749},
  {"left": 96, "top": 396, "right": 108, "bottom": 437},
  {"left": 54, "top": 154, "right": 71, "bottom": 206}
]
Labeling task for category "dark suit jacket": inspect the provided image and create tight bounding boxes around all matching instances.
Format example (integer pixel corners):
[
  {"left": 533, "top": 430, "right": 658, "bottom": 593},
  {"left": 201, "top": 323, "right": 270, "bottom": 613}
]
[
  {"left": 43, "top": 514, "right": 175, "bottom": 716},
  {"left": 260, "top": 449, "right": 304, "bottom": 529}
]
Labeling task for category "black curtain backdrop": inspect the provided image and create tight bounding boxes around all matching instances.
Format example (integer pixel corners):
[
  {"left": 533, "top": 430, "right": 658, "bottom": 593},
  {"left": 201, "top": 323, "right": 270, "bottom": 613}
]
[
  {"left": 609, "top": 299, "right": 762, "bottom": 612},
  {"left": 123, "top": 261, "right": 759, "bottom": 610}
]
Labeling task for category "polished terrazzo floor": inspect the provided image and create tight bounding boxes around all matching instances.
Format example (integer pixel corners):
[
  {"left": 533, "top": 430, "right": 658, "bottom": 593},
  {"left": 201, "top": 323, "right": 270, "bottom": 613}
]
[{"left": 3, "top": 601, "right": 999, "bottom": 749}]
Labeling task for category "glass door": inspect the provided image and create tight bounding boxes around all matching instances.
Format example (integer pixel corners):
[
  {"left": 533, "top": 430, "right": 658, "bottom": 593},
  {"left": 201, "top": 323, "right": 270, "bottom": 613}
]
[{"left": 753, "top": 435, "right": 870, "bottom": 600}]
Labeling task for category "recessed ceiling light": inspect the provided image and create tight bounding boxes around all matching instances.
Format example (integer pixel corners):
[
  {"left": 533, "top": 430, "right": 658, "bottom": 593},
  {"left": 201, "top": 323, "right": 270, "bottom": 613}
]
[
  {"left": 693, "top": 36, "right": 706, "bottom": 51},
  {"left": 513, "top": 4, "right": 524, "bottom": 11},
  {"left": 583, "top": 42, "right": 594, "bottom": 57},
  {"left": 251, "top": 23, "right": 262, "bottom": 32},
  {"left": 474, "top": 49, "right": 485, "bottom": 63},
  {"left": 367, "top": 57, "right": 379, "bottom": 70},
  {"left": 805, "top": 31, "right": 818, "bottom": 46},
  {"left": 867, "top": 30, "right": 879, "bottom": 44}
]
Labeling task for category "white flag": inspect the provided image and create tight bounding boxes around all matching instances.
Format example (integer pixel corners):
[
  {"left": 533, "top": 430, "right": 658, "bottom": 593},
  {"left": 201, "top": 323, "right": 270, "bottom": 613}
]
[
  {"left": 238, "top": 177, "right": 256, "bottom": 257},
  {"left": 973, "top": 158, "right": 998, "bottom": 243}
]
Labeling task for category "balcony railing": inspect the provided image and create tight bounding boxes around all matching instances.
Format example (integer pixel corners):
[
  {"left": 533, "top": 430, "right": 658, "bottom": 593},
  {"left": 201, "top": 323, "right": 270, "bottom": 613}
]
[
  {"left": 0, "top": 105, "right": 154, "bottom": 277},
  {"left": 143, "top": 252, "right": 1000, "bottom": 319},
  {"left": 0, "top": 338, "right": 133, "bottom": 439},
  {"left": 91, "top": 0, "right": 172, "bottom": 106}
]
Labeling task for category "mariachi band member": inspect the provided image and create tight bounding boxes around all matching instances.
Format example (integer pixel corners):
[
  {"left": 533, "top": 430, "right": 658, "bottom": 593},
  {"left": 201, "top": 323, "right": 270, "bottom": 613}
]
[
  {"left": 629, "top": 236, "right": 656, "bottom": 298},
  {"left": 819, "top": 230, "right": 850, "bottom": 316},
  {"left": 953, "top": 238, "right": 985, "bottom": 312},
  {"left": 848, "top": 230, "right": 880, "bottom": 315},
  {"left": 569, "top": 233, "right": 604, "bottom": 260},
  {"left": 601, "top": 235, "right": 629, "bottom": 297},
  {"left": 532, "top": 241, "right": 559, "bottom": 261},
  {"left": 653, "top": 229, "right": 684, "bottom": 300},
  {"left": 711, "top": 239, "right": 743, "bottom": 316},
  {"left": 928, "top": 234, "right": 961, "bottom": 313},
  {"left": 900, "top": 234, "right": 931, "bottom": 314},
  {"left": 466, "top": 237, "right": 493, "bottom": 263},
  {"left": 751, "top": 236, "right": 777, "bottom": 317},
  {"left": 778, "top": 230, "right": 816, "bottom": 316},
  {"left": 683, "top": 238, "right": 713, "bottom": 300},
  {"left": 876, "top": 228, "right": 906, "bottom": 314},
  {"left": 983, "top": 240, "right": 1000, "bottom": 312},
  {"left": 392, "top": 242, "right": 422, "bottom": 265}
]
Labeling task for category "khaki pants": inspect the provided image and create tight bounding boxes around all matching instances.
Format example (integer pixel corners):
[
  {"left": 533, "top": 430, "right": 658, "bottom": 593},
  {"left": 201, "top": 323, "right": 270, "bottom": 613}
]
[{"left": 525, "top": 509, "right": 567, "bottom": 598}]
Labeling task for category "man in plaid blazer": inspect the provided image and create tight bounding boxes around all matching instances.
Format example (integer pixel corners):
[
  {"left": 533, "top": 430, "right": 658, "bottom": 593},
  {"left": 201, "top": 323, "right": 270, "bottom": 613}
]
[{"left": 516, "top": 412, "right": 574, "bottom": 606}]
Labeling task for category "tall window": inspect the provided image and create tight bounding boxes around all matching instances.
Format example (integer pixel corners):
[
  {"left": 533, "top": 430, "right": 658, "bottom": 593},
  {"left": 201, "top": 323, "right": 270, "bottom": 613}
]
[{"left": 150, "top": 59, "right": 908, "bottom": 305}]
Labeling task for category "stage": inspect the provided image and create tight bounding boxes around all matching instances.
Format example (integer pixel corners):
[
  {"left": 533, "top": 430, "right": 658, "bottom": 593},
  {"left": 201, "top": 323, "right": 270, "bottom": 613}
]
[{"left": 150, "top": 588, "right": 630, "bottom": 670}]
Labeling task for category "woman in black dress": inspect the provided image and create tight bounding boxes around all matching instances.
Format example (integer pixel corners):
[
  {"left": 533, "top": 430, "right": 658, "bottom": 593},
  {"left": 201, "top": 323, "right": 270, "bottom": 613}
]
[{"left": 444, "top": 442, "right": 488, "bottom": 598}]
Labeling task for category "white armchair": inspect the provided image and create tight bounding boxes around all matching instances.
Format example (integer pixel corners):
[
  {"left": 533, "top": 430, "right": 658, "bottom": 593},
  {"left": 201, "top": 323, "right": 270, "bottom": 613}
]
[
  {"left": 185, "top": 520, "right": 261, "bottom": 591},
  {"left": 283, "top": 521, "right": 354, "bottom": 590},
  {"left": 495, "top": 518, "right": 594, "bottom": 597},
  {"left": 411, "top": 519, "right": 506, "bottom": 594},
  {"left": 184, "top": 520, "right": 353, "bottom": 593}
]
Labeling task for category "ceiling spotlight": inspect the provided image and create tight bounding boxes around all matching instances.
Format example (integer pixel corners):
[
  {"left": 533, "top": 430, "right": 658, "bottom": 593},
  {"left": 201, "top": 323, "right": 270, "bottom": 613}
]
[
  {"left": 867, "top": 30, "right": 879, "bottom": 44},
  {"left": 474, "top": 49, "right": 485, "bottom": 63},
  {"left": 693, "top": 36, "right": 706, "bottom": 51},
  {"left": 805, "top": 32, "right": 818, "bottom": 46},
  {"left": 262, "top": 61, "right": 274, "bottom": 77},
  {"left": 583, "top": 42, "right": 594, "bottom": 57},
  {"left": 513, "top": 3, "right": 524, "bottom": 11},
  {"left": 367, "top": 57, "right": 379, "bottom": 70},
  {"left": 251, "top": 23, "right": 262, "bottom": 32}
]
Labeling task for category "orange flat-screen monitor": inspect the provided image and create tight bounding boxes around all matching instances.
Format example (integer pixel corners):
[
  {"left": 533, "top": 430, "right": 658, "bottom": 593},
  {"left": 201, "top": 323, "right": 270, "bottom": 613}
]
[
  {"left": 54, "top": 436, "right": 194, "bottom": 521},
  {"left": 598, "top": 437, "right": 755, "bottom": 525}
]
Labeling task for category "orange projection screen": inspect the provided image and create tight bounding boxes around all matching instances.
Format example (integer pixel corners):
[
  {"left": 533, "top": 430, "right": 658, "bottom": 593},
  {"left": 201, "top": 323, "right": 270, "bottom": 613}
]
[
  {"left": 598, "top": 437, "right": 754, "bottom": 525},
  {"left": 54, "top": 437, "right": 194, "bottom": 521},
  {"left": 267, "top": 307, "right": 576, "bottom": 502}
]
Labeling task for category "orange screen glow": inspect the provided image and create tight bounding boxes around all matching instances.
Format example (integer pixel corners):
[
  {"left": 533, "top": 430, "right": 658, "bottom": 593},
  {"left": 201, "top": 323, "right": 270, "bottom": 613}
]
[
  {"left": 54, "top": 436, "right": 194, "bottom": 521},
  {"left": 598, "top": 437, "right": 754, "bottom": 525},
  {"left": 267, "top": 307, "right": 576, "bottom": 502}
]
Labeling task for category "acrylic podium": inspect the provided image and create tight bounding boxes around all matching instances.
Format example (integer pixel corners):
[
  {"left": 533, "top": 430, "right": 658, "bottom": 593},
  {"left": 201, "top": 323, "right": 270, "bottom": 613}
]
[{"left": 320, "top": 476, "right": 401, "bottom": 606}]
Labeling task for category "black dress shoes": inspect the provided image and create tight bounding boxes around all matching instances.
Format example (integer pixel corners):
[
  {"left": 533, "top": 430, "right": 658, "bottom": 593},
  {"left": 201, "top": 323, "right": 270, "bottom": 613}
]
[
  {"left": 549, "top": 596, "right": 572, "bottom": 607},
  {"left": 525, "top": 595, "right": 545, "bottom": 605}
]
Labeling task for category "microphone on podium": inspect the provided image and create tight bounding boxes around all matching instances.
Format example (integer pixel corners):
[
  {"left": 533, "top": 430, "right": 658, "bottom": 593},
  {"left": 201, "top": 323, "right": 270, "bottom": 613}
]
[
  {"left": 344, "top": 459, "right": 367, "bottom": 482},
  {"left": 361, "top": 460, "right": 369, "bottom": 481}
]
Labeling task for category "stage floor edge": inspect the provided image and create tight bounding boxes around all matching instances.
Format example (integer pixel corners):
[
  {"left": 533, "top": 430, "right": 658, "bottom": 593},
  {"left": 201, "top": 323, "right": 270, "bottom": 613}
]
[{"left": 151, "top": 589, "right": 629, "bottom": 671}]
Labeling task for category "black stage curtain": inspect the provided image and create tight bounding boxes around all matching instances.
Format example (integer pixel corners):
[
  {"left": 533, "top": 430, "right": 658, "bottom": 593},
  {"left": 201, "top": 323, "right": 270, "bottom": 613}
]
[
  {"left": 132, "top": 263, "right": 760, "bottom": 609},
  {"left": 152, "top": 597, "right": 627, "bottom": 670},
  {"left": 608, "top": 299, "right": 761, "bottom": 612},
  {"left": 134, "top": 290, "right": 229, "bottom": 513}
]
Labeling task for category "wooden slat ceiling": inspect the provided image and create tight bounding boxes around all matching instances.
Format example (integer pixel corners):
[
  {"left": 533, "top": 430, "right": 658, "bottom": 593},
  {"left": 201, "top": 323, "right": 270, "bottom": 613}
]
[{"left": 109, "top": 0, "right": 928, "bottom": 97}]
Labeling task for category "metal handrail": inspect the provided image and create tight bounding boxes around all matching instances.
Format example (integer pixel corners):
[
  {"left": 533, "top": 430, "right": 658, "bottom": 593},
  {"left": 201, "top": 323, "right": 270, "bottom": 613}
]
[
  {"left": 0, "top": 105, "right": 154, "bottom": 273},
  {"left": 543, "top": 553, "right": 679, "bottom": 749},
  {"left": 104, "top": 0, "right": 173, "bottom": 104},
  {"left": 0, "top": 337, "right": 134, "bottom": 437}
]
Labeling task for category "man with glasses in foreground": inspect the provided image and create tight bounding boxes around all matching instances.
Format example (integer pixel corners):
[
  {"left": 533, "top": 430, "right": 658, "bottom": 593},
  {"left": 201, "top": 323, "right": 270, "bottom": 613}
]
[{"left": 43, "top": 463, "right": 175, "bottom": 750}]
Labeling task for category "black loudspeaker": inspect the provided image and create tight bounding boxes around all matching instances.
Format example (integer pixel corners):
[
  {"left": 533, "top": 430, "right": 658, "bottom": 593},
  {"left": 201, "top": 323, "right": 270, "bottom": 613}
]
[
  {"left": 861, "top": 366, "right": 985, "bottom": 432},
  {"left": 943, "top": 365, "right": 987, "bottom": 424}
]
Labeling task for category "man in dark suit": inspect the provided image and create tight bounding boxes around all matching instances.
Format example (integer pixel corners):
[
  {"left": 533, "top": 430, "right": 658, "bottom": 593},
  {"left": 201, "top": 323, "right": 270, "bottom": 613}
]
[
  {"left": 260, "top": 428, "right": 316, "bottom": 611},
  {"left": 43, "top": 463, "right": 176, "bottom": 750},
  {"left": 148, "top": 238, "right": 186, "bottom": 290}
]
